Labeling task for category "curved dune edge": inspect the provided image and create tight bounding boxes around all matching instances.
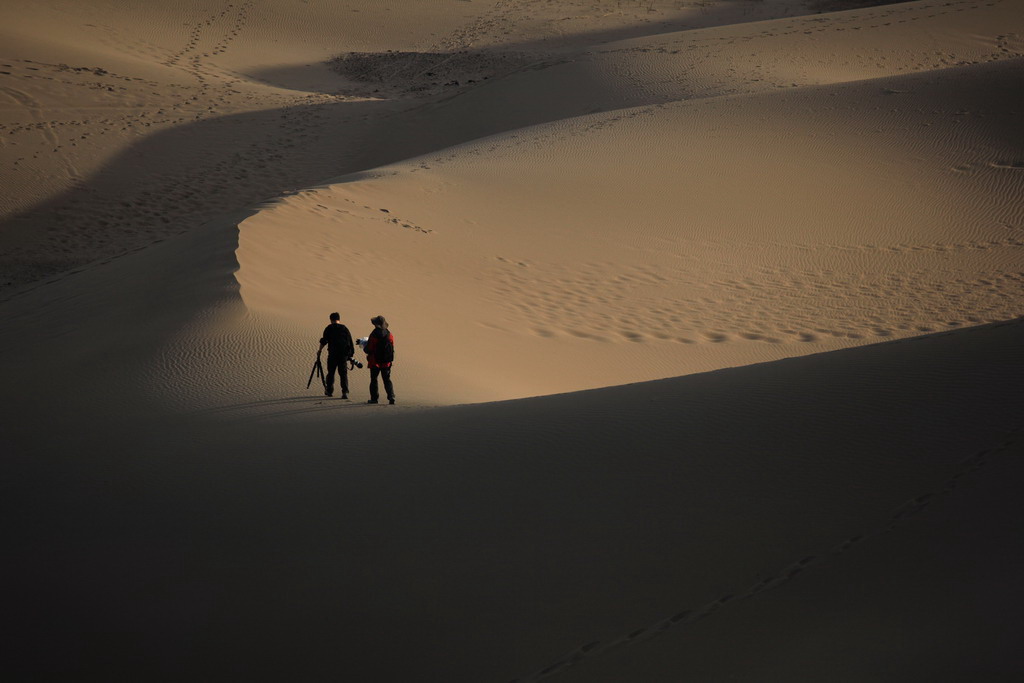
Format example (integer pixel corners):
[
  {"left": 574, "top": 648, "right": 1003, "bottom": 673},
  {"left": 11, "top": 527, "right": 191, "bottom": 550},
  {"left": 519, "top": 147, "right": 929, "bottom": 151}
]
[
  {"left": 2, "top": 0, "right": 1021, "bottom": 295},
  {"left": 0, "top": 0, "right": 819, "bottom": 292},
  {"left": 0, "top": 0, "right": 1019, "bottom": 409},
  {"left": 234, "top": 57, "right": 1024, "bottom": 406},
  {"left": 225, "top": 0, "right": 1024, "bottom": 406}
]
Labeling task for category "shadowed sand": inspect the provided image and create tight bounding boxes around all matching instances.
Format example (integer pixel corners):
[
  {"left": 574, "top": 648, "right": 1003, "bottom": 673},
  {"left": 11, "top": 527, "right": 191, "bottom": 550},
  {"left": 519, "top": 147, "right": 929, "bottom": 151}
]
[
  {"left": 2, "top": 0, "right": 1024, "bottom": 680},
  {"left": 5, "top": 314, "right": 1023, "bottom": 679}
]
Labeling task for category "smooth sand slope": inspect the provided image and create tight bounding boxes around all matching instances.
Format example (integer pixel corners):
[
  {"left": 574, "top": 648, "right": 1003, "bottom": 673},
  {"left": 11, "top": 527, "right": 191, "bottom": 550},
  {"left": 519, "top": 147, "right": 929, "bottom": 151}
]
[
  {"left": 236, "top": 58, "right": 1024, "bottom": 402},
  {"left": 3, "top": 0, "right": 1020, "bottom": 294},
  {"left": 0, "top": 0, "right": 803, "bottom": 292},
  {"left": 6, "top": 312, "right": 1024, "bottom": 680},
  {"left": 2, "top": 0, "right": 1024, "bottom": 680}
]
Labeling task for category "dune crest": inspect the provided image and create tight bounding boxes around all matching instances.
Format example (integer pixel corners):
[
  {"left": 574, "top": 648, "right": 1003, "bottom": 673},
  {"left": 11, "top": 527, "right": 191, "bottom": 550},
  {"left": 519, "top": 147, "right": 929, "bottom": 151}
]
[{"left": 234, "top": 61, "right": 1024, "bottom": 404}]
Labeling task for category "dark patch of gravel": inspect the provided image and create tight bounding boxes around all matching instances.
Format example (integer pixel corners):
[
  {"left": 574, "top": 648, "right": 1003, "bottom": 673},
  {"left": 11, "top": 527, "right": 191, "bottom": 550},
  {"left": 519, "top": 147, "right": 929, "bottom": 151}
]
[{"left": 328, "top": 50, "right": 543, "bottom": 98}]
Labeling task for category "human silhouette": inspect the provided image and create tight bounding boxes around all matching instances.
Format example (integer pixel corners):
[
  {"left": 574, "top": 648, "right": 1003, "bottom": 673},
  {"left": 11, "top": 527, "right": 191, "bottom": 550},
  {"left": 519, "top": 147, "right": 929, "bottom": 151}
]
[
  {"left": 318, "top": 312, "right": 355, "bottom": 399},
  {"left": 363, "top": 315, "right": 395, "bottom": 405}
]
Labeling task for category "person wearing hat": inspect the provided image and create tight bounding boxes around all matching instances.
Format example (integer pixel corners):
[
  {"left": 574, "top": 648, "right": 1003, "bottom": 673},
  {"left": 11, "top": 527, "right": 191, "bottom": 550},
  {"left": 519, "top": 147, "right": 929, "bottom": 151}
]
[
  {"left": 317, "top": 312, "right": 355, "bottom": 399},
  {"left": 363, "top": 315, "right": 396, "bottom": 405}
]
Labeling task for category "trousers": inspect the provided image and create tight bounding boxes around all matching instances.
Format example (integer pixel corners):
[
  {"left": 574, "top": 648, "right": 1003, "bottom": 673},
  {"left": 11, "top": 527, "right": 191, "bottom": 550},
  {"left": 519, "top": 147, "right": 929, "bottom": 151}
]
[
  {"left": 326, "top": 356, "right": 349, "bottom": 396},
  {"left": 369, "top": 366, "right": 394, "bottom": 401}
]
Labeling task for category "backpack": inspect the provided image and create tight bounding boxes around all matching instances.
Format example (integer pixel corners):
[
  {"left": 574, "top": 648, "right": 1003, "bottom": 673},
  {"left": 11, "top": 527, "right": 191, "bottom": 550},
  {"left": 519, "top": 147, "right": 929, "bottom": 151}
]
[{"left": 375, "top": 331, "right": 394, "bottom": 364}]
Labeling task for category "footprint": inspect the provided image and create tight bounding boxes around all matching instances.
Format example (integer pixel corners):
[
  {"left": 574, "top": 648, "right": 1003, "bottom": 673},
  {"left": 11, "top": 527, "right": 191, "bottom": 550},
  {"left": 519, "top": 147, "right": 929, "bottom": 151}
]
[
  {"left": 668, "top": 610, "right": 692, "bottom": 624},
  {"left": 625, "top": 627, "right": 647, "bottom": 641},
  {"left": 892, "top": 493, "right": 933, "bottom": 520},
  {"left": 739, "top": 331, "right": 783, "bottom": 343}
]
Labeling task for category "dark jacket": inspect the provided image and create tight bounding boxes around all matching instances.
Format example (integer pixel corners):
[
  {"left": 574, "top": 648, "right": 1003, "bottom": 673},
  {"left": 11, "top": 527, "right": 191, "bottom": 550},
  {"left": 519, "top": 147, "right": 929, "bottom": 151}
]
[
  {"left": 364, "top": 328, "right": 395, "bottom": 369},
  {"left": 321, "top": 323, "right": 355, "bottom": 358}
]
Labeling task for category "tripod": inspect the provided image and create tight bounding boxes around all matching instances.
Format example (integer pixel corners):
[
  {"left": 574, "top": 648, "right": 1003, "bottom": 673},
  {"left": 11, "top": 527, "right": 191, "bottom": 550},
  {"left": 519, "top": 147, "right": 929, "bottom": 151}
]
[{"left": 307, "top": 352, "right": 326, "bottom": 390}]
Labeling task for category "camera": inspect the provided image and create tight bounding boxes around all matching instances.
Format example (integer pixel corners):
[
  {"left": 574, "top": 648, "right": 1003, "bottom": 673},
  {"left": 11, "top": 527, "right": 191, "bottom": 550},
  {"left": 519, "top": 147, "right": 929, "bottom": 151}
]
[{"left": 349, "top": 337, "right": 369, "bottom": 370}]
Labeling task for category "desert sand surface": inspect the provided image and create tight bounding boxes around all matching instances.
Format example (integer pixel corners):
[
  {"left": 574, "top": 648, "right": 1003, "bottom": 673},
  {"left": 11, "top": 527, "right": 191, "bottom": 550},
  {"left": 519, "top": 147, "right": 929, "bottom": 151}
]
[{"left": 2, "top": 0, "right": 1024, "bottom": 680}]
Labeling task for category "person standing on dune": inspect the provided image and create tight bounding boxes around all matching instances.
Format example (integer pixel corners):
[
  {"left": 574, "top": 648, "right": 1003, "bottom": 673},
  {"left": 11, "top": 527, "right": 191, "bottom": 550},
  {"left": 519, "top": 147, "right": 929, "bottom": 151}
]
[
  {"left": 363, "top": 315, "right": 396, "bottom": 405},
  {"left": 318, "top": 312, "right": 355, "bottom": 399}
]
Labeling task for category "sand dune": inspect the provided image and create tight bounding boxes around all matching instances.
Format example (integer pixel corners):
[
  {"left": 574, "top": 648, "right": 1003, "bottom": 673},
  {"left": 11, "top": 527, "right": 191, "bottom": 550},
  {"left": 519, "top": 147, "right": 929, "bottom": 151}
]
[
  {"left": 2, "top": 0, "right": 1024, "bottom": 680},
  {"left": 234, "top": 57, "right": 1024, "bottom": 402},
  {"left": 0, "top": 0, "right": 806, "bottom": 291},
  {"left": 6, "top": 314, "right": 1023, "bottom": 679},
  {"left": 4, "top": 0, "right": 1019, "bottom": 293}
]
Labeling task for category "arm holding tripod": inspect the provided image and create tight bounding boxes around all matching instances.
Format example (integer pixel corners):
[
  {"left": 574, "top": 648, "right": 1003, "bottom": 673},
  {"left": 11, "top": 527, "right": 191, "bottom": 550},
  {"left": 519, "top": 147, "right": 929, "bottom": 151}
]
[{"left": 309, "top": 325, "right": 362, "bottom": 392}]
